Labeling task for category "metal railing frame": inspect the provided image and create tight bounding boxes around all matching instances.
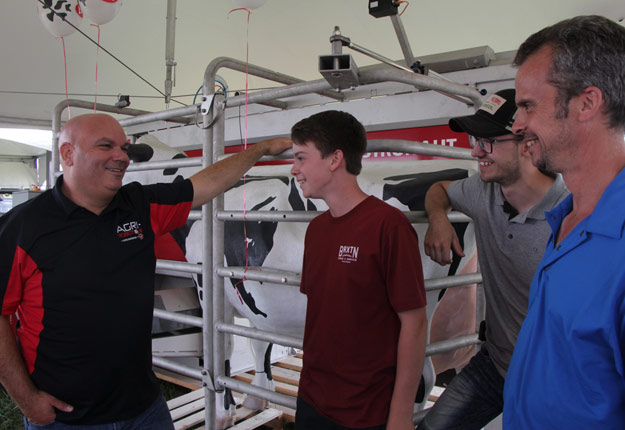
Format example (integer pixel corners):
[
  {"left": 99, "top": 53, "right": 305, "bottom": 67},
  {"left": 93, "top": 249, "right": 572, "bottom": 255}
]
[{"left": 50, "top": 56, "right": 484, "bottom": 429}]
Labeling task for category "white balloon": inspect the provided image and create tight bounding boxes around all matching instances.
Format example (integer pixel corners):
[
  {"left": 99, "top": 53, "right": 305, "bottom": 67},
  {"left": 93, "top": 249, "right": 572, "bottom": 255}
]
[
  {"left": 79, "top": 0, "right": 122, "bottom": 26},
  {"left": 38, "top": 0, "right": 83, "bottom": 38},
  {"left": 232, "top": 0, "right": 269, "bottom": 10}
]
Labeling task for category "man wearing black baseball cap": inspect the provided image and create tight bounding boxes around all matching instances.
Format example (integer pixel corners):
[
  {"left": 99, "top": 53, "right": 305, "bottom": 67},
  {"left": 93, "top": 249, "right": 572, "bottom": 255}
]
[{"left": 417, "top": 89, "right": 569, "bottom": 430}]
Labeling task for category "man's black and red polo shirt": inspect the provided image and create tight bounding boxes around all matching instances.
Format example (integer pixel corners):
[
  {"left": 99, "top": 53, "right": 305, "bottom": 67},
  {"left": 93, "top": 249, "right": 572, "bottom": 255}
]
[{"left": 0, "top": 176, "right": 193, "bottom": 425}]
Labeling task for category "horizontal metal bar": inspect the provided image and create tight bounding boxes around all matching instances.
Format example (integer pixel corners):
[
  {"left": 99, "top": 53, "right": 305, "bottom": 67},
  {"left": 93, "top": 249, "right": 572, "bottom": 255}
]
[
  {"left": 217, "top": 210, "right": 471, "bottom": 224},
  {"left": 216, "top": 266, "right": 300, "bottom": 286},
  {"left": 425, "top": 273, "right": 482, "bottom": 292},
  {"left": 367, "top": 139, "right": 475, "bottom": 160},
  {"left": 216, "top": 265, "right": 481, "bottom": 291},
  {"left": 188, "top": 210, "right": 202, "bottom": 221},
  {"left": 153, "top": 308, "right": 203, "bottom": 328},
  {"left": 152, "top": 356, "right": 205, "bottom": 382},
  {"left": 118, "top": 105, "right": 198, "bottom": 127},
  {"left": 216, "top": 376, "right": 297, "bottom": 409},
  {"left": 126, "top": 157, "right": 202, "bottom": 172},
  {"left": 216, "top": 322, "right": 303, "bottom": 349},
  {"left": 156, "top": 259, "right": 203, "bottom": 274},
  {"left": 205, "top": 57, "right": 343, "bottom": 102},
  {"left": 216, "top": 321, "right": 476, "bottom": 359},
  {"left": 425, "top": 333, "right": 480, "bottom": 356}
]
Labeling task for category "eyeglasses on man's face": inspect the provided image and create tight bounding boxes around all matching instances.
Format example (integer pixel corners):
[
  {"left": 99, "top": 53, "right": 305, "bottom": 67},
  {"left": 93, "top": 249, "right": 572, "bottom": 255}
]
[{"left": 468, "top": 135, "right": 524, "bottom": 154}]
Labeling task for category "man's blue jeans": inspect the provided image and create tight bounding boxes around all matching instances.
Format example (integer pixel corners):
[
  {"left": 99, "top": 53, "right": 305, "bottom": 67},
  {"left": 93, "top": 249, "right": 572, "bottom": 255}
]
[
  {"left": 23, "top": 392, "right": 174, "bottom": 430},
  {"left": 417, "top": 345, "right": 504, "bottom": 430}
]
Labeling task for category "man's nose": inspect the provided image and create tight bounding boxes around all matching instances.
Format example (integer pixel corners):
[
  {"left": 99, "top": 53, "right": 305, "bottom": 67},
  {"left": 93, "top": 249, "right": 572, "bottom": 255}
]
[
  {"left": 512, "top": 112, "right": 526, "bottom": 136},
  {"left": 470, "top": 142, "right": 485, "bottom": 158}
]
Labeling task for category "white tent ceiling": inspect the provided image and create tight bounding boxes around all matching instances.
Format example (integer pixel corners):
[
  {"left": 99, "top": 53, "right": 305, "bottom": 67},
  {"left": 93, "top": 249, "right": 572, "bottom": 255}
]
[{"left": 2, "top": 0, "right": 625, "bottom": 130}]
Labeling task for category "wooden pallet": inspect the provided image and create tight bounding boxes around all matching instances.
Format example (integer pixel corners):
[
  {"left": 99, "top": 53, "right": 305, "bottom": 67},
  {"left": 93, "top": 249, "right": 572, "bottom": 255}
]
[
  {"left": 167, "top": 388, "right": 284, "bottom": 430},
  {"left": 161, "top": 354, "right": 302, "bottom": 429}
]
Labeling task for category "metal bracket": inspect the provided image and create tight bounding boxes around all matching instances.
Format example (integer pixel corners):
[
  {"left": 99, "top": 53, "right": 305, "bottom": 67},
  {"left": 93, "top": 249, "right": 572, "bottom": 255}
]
[
  {"left": 200, "top": 94, "right": 215, "bottom": 116},
  {"left": 319, "top": 54, "right": 360, "bottom": 90},
  {"left": 201, "top": 368, "right": 216, "bottom": 391}
]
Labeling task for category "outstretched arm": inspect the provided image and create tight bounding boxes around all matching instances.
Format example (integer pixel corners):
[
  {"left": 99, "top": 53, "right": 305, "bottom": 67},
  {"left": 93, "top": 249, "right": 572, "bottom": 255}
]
[
  {"left": 424, "top": 180, "right": 465, "bottom": 265},
  {"left": 0, "top": 316, "right": 73, "bottom": 425},
  {"left": 386, "top": 307, "right": 428, "bottom": 430},
  {"left": 189, "top": 137, "right": 292, "bottom": 208}
]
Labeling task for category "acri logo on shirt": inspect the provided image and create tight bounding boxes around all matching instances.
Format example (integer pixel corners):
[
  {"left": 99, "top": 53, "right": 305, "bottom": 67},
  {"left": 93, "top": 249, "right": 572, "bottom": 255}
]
[
  {"left": 338, "top": 245, "right": 359, "bottom": 263},
  {"left": 116, "top": 221, "right": 144, "bottom": 242}
]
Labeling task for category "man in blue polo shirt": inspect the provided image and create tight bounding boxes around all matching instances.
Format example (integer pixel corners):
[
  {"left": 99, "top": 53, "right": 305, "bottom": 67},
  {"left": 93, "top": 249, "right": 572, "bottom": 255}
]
[
  {"left": 503, "top": 15, "right": 625, "bottom": 429},
  {"left": 0, "top": 113, "right": 291, "bottom": 429}
]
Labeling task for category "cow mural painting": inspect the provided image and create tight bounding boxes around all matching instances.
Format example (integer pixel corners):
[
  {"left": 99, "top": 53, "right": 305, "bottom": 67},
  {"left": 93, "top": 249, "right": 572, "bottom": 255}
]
[{"left": 124, "top": 134, "right": 479, "bottom": 426}]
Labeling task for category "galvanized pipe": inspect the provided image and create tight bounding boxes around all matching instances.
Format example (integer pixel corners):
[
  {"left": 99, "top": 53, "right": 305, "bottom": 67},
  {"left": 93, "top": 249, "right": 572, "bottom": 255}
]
[
  {"left": 201, "top": 89, "right": 217, "bottom": 428},
  {"left": 425, "top": 333, "right": 480, "bottom": 356},
  {"left": 216, "top": 210, "right": 471, "bottom": 224},
  {"left": 215, "top": 265, "right": 481, "bottom": 292},
  {"left": 152, "top": 356, "right": 204, "bottom": 381},
  {"left": 153, "top": 308, "right": 203, "bottom": 328},
  {"left": 224, "top": 79, "right": 334, "bottom": 109},
  {"left": 211, "top": 96, "right": 227, "bottom": 400},
  {"left": 367, "top": 139, "right": 475, "bottom": 160},
  {"left": 217, "top": 376, "right": 297, "bottom": 409},
  {"left": 359, "top": 68, "right": 483, "bottom": 107},
  {"left": 390, "top": 14, "right": 415, "bottom": 68},
  {"left": 117, "top": 104, "right": 197, "bottom": 127},
  {"left": 216, "top": 322, "right": 303, "bottom": 349},
  {"left": 126, "top": 157, "right": 202, "bottom": 172},
  {"left": 216, "top": 322, "right": 478, "bottom": 359},
  {"left": 156, "top": 259, "right": 202, "bottom": 274},
  {"left": 203, "top": 57, "right": 343, "bottom": 102},
  {"left": 164, "top": 0, "right": 177, "bottom": 105}
]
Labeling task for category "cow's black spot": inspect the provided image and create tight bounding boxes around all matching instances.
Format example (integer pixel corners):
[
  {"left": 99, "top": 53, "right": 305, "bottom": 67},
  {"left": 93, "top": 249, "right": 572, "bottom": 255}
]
[
  {"left": 383, "top": 168, "right": 470, "bottom": 279},
  {"left": 382, "top": 169, "right": 469, "bottom": 211},
  {"left": 164, "top": 153, "right": 188, "bottom": 176},
  {"left": 127, "top": 143, "right": 154, "bottom": 163},
  {"left": 224, "top": 194, "right": 281, "bottom": 318}
]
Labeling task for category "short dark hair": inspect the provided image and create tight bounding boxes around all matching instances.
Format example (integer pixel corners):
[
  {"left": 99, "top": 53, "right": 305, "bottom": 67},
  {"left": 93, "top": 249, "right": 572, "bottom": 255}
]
[
  {"left": 290, "top": 110, "right": 367, "bottom": 175},
  {"left": 514, "top": 15, "right": 625, "bottom": 130}
]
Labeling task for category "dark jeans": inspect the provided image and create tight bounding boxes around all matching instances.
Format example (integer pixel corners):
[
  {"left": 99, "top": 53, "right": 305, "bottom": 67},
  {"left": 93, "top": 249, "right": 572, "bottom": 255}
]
[
  {"left": 417, "top": 345, "right": 504, "bottom": 430},
  {"left": 295, "top": 397, "right": 386, "bottom": 430},
  {"left": 23, "top": 393, "right": 174, "bottom": 430}
]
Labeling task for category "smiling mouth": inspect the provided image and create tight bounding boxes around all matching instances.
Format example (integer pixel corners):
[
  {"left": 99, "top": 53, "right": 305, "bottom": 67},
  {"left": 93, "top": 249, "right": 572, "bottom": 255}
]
[
  {"left": 297, "top": 178, "right": 306, "bottom": 185},
  {"left": 479, "top": 161, "right": 493, "bottom": 167},
  {"left": 106, "top": 167, "right": 125, "bottom": 174},
  {"left": 524, "top": 136, "right": 539, "bottom": 148}
]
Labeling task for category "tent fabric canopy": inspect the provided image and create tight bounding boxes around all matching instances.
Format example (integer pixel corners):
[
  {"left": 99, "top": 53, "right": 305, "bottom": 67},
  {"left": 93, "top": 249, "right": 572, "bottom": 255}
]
[
  {"left": 0, "top": 138, "right": 47, "bottom": 157},
  {"left": 0, "top": 138, "right": 46, "bottom": 189},
  {"left": 0, "top": 161, "right": 38, "bottom": 190}
]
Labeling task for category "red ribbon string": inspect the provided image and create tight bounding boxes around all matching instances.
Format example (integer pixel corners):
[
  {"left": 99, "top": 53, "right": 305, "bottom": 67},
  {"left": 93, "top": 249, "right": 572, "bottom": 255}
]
[{"left": 228, "top": 7, "right": 252, "bottom": 278}]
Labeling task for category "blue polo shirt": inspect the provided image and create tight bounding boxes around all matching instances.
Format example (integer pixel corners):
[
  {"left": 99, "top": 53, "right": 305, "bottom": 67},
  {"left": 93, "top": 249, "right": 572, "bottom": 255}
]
[{"left": 503, "top": 168, "right": 625, "bottom": 429}]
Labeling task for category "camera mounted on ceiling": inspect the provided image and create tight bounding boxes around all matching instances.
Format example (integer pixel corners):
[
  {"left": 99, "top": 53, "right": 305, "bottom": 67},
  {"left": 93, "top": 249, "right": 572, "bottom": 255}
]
[{"left": 368, "top": 0, "right": 399, "bottom": 18}]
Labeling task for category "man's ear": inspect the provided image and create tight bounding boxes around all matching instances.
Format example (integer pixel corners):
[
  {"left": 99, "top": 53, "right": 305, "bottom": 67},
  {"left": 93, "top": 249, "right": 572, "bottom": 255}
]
[
  {"left": 59, "top": 142, "right": 74, "bottom": 167},
  {"left": 576, "top": 86, "right": 603, "bottom": 122},
  {"left": 329, "top": 149, "right": 344, "bottom": 172}
]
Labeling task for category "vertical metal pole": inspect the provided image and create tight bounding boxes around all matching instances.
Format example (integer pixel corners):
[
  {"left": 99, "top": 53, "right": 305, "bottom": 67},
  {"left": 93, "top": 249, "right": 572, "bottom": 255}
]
[
  {"left": 201, "top": 88, "right": 216, "bottom": 429},
  {"left": 51, "top": 111, "right": 62, "bottom": 186},
  {"left": 165, "top": 0, "right": 177, "bottom": 105},
  {"left": 390, "top": 14, "right": 415, "bottom": 68},
  {"left": 212, "top": 95, "right": 227, "bottom": 417}
]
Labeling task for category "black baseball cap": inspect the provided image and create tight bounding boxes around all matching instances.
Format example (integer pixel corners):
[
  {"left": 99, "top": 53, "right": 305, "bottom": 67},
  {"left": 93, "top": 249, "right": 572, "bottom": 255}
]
[{"left": 448, "top": 89, "right": 517, "bottom": 138}]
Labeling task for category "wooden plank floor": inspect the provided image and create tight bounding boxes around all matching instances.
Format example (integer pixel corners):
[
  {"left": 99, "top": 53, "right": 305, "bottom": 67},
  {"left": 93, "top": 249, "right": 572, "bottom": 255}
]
[
  {"left": 160, "top": 354, "right": 301, "bottom": 429},
  {"left": 162, "top": 353, "right": 445, "bottom": 429}
]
